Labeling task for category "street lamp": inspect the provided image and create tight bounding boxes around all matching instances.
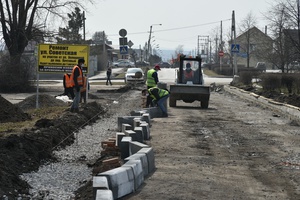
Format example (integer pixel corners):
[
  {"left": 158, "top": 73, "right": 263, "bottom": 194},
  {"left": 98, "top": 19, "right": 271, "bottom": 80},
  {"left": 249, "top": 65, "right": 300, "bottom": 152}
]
[{"left": 146, "top": 23, "right": 162, "bottom": 62}]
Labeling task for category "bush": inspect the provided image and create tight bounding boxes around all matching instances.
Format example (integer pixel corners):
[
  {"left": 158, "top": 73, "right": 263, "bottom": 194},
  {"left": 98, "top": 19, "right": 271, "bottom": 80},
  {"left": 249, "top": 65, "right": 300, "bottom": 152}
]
[
  {"left": 238, "top": 71, "right": 253, "bottom": 85},
  {"left": 281, "top": 74, "right": 295, "bottom": 94},
  {"left": 260, "top": 73, "right": 281, "bottom": 92},
  {"left": 0, "top": 54, "right": 33, "bottom": 93}
]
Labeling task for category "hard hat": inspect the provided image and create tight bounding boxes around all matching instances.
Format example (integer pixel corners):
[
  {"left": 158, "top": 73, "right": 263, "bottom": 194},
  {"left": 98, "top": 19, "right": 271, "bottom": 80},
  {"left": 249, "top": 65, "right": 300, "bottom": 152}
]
[{"left": 154, "top": 65, "right": 161, "bottom": 70}]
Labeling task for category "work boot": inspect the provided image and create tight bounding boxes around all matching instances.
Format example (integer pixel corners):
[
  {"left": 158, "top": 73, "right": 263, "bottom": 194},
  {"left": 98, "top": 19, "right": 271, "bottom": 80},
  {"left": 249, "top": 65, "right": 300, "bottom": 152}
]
[
  {"left": 74, "top": 108, "right": 79, "bottom": 113},
  {"left": 70, "top": 108, "right": 74, "bottom": 112},
  {"left": 162, "top": 112, "right": 168, "bottom": 117}
]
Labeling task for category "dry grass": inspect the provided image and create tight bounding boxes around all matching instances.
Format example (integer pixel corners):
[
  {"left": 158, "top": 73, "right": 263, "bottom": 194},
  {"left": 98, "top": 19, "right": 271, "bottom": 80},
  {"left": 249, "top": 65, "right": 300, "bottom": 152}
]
[{"left": 0, "top": 106, "right": 67, "bottom": 136}]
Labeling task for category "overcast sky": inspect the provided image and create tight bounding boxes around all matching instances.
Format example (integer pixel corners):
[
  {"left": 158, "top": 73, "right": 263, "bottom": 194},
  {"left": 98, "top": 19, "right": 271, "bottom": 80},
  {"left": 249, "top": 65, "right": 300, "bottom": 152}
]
[{"left": 82, "top": 0, "right": 272, "bottom": 60}]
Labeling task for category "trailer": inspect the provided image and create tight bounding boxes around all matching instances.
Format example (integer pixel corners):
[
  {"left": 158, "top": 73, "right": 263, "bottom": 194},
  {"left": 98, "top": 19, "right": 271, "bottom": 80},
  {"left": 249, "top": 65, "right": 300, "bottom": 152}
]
[{"left": 169, "top": 55, "right": 210, "bottom": 108}]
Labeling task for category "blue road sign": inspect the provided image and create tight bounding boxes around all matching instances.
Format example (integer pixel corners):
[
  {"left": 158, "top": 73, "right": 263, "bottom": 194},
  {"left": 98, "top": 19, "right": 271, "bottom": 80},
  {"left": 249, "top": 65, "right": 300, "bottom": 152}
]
[
  {"left": 120, "top": 46, "right": 128, "bottom": 54},
  {"left": 231, "top": 44, "right": 240, "bottom": 53}
]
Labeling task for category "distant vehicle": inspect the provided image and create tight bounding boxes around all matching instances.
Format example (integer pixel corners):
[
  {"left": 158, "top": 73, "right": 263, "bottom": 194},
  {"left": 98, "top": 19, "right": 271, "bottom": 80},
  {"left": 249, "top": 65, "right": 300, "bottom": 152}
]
[
  {"left": 136, "top": 60, "right": 150, "bottom": 66},
  {"left": 169, "top": 55, "right": 210, "bottom": 108},
  {"left": 124, "top": 68, "right": 145, "bottom": 83},
  {"left": 289, "top": 61, "right": 300, "bottom": 71},
  {"left": 113, "top": 60, "right": 135, "bottom": 68},
  {"left": 255, "top": 62, "right": 266, "bottom": 72},
  {"left": 157, "top": 62, "right": 171, "bottom": 68}
]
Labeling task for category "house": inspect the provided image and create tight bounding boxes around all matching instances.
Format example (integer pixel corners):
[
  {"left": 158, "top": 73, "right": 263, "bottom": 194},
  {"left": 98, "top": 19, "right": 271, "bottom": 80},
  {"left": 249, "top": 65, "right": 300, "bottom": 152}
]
[{"left": 234, "top": 26, "right": 273, "bottom": 69}]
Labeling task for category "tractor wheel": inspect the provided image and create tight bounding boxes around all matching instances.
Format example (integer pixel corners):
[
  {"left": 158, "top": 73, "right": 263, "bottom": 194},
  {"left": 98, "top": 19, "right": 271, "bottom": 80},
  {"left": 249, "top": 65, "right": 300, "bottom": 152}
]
[
  {"left": 201, "top": 100, "right": 209, "bottom": 109},
  {"left": 169, "top": 96, "right": 176, "bottom": 107}
]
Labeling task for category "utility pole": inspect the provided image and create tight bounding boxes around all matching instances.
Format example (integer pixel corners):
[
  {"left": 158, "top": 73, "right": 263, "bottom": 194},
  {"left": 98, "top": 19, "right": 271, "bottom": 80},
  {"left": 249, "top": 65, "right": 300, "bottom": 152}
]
[
  {"left": 83, "top": 11, "right": 86, "bottom": 41},
  {"left": 146, "top": 24, "right": 162, "bottom": 62},
  {"left": 103, "top": 31, "right": 107, "bottom": 69},
  {"left": 215, "top": 37, "right": 218, "bottom": 63},
  {"left": 232, "top": 10, "right": 238, "bottom": 75},
  {"left": 198, "top": 35, "right": 209, "bottom": 61},
  {"left": 220, "top": 20, "right": 223, "bottom": 71}
]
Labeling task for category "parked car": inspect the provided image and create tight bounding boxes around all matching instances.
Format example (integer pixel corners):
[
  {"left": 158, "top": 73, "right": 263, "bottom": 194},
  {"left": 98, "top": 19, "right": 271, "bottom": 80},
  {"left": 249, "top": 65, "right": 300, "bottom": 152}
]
[
  {"left": 289, "top": 61, "right": 300, "bottom": 71},
  {"left": 124, "top": 68, "right": 145, "bottom": 83},
  {"left": 255, "top": 62, "right": 266, "bottom": 72},
  {"left": 157, "top": 62, "right": 172, "bottom": 68},
  {"left": 113, "top": 60, "right": 135, "bottom": 68},
  {"left": 136, "top": 60, "right": 150, "bottom": 66}
]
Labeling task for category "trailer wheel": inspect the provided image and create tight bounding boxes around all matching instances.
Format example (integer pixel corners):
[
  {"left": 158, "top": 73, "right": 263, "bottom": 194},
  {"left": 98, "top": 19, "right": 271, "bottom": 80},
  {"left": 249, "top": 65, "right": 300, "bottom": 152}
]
[
  {"left": 201, "top": 100, "right": 209, "bottom": 109},
  {"left": 169, "top": 96, "right": 176, "bottom": 107}
]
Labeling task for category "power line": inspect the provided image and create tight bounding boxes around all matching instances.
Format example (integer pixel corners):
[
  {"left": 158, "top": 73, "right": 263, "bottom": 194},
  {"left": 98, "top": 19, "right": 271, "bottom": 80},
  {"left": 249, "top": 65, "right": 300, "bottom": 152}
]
[
  {"left": 106, "top": 19, "right": 231, "bottom": 36},
  {"left": 154, "top": 19, "right": 231, "bottom": 33}
]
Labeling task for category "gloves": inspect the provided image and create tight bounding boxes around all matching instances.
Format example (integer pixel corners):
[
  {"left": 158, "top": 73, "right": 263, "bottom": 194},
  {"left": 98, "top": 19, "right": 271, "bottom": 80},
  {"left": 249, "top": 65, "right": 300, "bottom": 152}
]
[
  {"left": 152, "top": 99, "right": 157, "bottom": 105},
  {"left": 76, "top": 87, "right": 80, "bottom": 92}
]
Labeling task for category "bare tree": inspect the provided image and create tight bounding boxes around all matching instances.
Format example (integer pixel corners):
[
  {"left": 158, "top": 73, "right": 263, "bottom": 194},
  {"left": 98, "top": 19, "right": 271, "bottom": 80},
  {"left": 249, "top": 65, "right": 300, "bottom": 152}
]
[
  {"left": 262, "top": 0, "right": 298, "bottom": 72},
  {"left": 0, "top": 0, "right": 94, "bottom": 92},
  {"left": 92, "top": 31, "right": 108, "bottom": 45},
  {"left": 238, "top": 12, "right": 257, "bottom": 68}
]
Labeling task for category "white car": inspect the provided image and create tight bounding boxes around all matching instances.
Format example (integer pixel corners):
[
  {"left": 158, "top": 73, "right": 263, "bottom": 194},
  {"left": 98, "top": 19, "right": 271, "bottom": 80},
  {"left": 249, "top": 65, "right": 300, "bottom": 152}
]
[
  {"left": 124, "top": 68, "right": 145, "bottom": 83},
  {"left": 113, "top": 60, "right": 135, "bottom": 68}
]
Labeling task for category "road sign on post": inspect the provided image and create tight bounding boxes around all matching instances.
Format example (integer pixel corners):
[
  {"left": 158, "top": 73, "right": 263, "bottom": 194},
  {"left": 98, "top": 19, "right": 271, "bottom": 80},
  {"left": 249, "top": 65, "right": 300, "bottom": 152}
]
[
  {"left": 119, "top": 37, "right": 128, "bottom": 46},
  {"left": 119, "top": 29, "right": 127, "bottom": 37},
  {"left": 219, "top": 51, "right": 224, "bottom": 57},
  {"left": 231, "top": 44, "right": 240, "bottom": 53},
  {"left": 128, "top": 40, "right": 133, "bottom": 48},
  {"left": 120, "top": 46, "right": 128, "bottom": 54}
]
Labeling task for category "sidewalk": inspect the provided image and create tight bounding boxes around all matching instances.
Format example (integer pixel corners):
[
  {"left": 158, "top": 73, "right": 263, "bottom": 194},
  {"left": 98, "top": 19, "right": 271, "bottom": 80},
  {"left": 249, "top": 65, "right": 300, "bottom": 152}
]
[{"left": 1, "top": 68, "right": 126, "bottom": 104}]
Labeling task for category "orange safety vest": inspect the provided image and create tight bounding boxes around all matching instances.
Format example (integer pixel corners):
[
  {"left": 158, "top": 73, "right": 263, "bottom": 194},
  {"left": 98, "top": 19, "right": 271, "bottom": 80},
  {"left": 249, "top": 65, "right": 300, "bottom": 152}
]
[
  {"left": 70, "top": 65, "right": 83, "bottom": 87},
  {"left": 184, "top": 70, "right": 194, "bottom": 79},
  {"left": 64, "top": 74, "right": 73, "bottom": 88},
  {"left": 80, "top": 76, "right": 87, "bottom": 92}
]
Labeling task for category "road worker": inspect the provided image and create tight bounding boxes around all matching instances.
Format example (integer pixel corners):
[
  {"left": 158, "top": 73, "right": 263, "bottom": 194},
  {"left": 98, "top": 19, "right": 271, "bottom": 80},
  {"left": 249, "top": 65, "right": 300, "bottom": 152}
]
[
  {"left": 146, "top": 65, "right": 160, "bottom": 107},
  {"left": 63, "top": 73, "right": 75, "bottom": 99},
  {"left": 70, "top": 58, "right": 84, "bottom": 112},
  {"left": 142, "top": 87, "right": 169, "bottom": 117}
]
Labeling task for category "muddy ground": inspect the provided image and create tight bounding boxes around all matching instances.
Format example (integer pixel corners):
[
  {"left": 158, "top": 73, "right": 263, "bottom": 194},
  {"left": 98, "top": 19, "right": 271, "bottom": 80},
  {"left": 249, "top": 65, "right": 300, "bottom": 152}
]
[{"left": 0, "top": 83, "right": 300, "bottom": 199}]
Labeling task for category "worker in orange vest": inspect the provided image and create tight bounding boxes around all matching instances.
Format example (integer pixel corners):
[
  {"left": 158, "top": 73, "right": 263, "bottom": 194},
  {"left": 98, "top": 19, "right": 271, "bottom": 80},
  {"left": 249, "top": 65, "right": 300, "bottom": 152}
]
[
  {"left": 70, "top": 58, "right": 84, "bottom": 112},
  {"left": 80, "top": 75, "right": 90, "bottom": 104},
  {"left": 63, "top": 73, "right": 75, "bottom": 99},
  {"left": 183, "top": 63, "right": 194, "bottom": 83}
]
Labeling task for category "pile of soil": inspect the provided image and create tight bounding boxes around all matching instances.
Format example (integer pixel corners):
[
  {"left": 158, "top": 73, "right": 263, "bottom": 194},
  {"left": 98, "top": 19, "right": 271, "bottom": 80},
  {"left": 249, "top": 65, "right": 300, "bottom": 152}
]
[
  {"left": 16, "top": 94, "right": 68, "bottom": 111},
  {"left": 0, "top": 95, "right": 30, "bottom": 123}
]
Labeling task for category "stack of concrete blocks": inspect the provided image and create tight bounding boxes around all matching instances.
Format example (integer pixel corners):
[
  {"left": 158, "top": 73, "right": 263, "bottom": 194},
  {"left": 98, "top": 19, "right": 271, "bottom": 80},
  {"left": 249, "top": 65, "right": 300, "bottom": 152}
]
[
  {"left": 94, "top": 101, "right": 159, "bottom": 199},
  {"left": 94, "top": 142, "right": 155, "bottom": 199}
]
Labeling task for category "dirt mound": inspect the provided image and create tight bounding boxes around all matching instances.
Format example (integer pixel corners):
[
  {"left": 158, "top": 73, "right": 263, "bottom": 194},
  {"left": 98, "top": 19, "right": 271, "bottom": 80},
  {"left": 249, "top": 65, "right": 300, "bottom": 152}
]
[
  {"left": 0, "top": 95, "right": 30, "bottom": 123},
  {"left": 17, "top": 94, "right": 68, "bottom": 111}
]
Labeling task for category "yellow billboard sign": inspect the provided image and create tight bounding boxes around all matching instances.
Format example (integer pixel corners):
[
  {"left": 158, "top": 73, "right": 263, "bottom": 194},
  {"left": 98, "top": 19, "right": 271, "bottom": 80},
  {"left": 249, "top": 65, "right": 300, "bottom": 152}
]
[{"left": 38, "top": 44, "right": 89, "bottom": 73}]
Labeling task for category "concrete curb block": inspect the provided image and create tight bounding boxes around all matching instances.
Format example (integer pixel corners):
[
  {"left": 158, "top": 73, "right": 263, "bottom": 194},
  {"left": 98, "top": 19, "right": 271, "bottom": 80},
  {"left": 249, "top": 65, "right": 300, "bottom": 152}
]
[
  {"left": 122, "top": 160, "right": 144, "bottom": 190},
  {"left": 94, "top": 113, "right": 156, "bottom": 199},
  {"left": 224, "top": 85, "right": 300, "bottom": 121},
  {"left": 95, "top": 189, "right": 113, "bottom": 200},
  {"left": 117, "top": 116, "right": 142, "bottom": 132},
  {"left": 124, "top": 153, "right": 149, "bottom": 177},
  {"left": 129, "top": 141, "right": 149, "bottom": 155},
  {"left": 97, "top": 167, "right": 135, "bottom": 199}
]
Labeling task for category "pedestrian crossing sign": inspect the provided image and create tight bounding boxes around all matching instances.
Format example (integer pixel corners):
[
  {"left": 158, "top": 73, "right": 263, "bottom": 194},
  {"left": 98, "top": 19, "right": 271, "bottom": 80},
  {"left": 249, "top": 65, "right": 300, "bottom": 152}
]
[
  {"left": 231, "top": 44, "right": 240, "bottom": 53},
  {"left": 120, "top": 46, "right": 128, "bottom": 54}
]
